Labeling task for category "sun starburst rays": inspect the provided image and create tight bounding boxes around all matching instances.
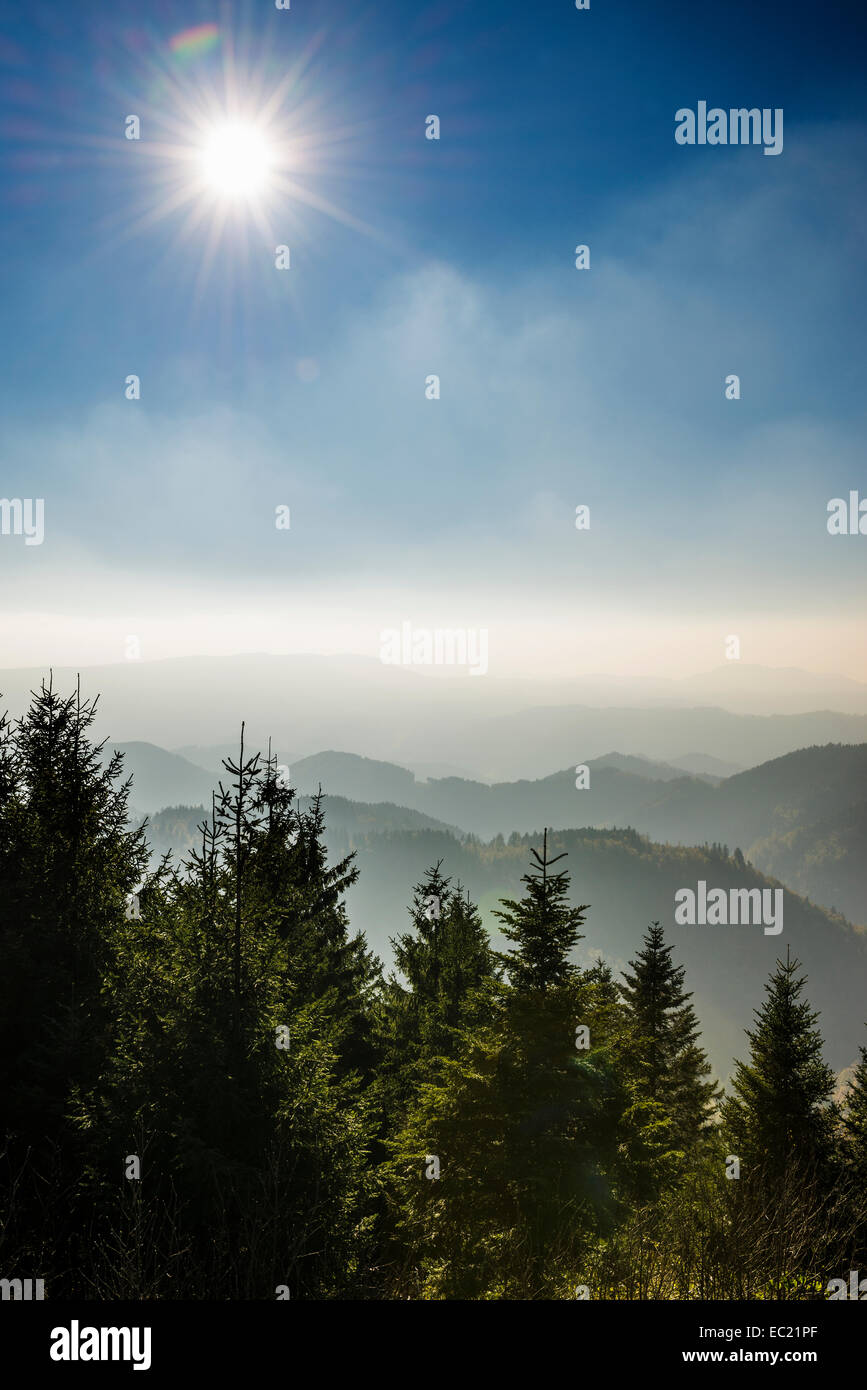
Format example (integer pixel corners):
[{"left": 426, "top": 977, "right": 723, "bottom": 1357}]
[{"left": 93, "top": 26, "right": 390, "bottom": 310}]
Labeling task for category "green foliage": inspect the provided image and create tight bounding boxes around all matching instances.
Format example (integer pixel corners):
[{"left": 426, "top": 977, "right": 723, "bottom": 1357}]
[
  {"left": 721, "top": 952, "right": 839, "bottom": 1189},
  {"left": 0, "top": 680, "right": 148, "bottom": 1281},
  {"left": 0, "top": 687, "right": 380, "bottom": 1297},
  {"left": 493, "top": 828, "right": 587, "bottom": 992},
  {"left": 385, "top": 842, "right": 675, "bottom": 1297},
  {"left": 1, "top": 684, "right": 863, "bottom": 1300},
  {"left": 88, "top": 737, "right": 379, "bottom": 1297},
  {"left": 841, "top": 1037, "right": 867, "bottom": 1183},
  {"left": 377, "top": 863, "right": 498, "bottom": 1121},
  {"left": 620, "top": 923, "right": 720, "bottom": 1181}
]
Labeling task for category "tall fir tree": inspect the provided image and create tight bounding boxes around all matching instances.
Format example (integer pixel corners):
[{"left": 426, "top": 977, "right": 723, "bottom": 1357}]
[
  {"left": 80, "top": 728, "right": 379, "bottom": 1298},
  {"left": 721, "top": 951, "right": 838, "bottom": 1184},
  {"left": 841, "top": 1035, "right": 867, "bottom": 1185},
  {"left": 246, "top": 759, "right": 379, "bottom": 1080},
  {"left": 378, "top": 863, "right": 497, "bottom": 1121},
  {"left": 493, "top": 828, "right": 587, "bottom": 991},
  {"left": 388, "top": 835, "right": 661, "bottom": 1297},
  {"left": 0, "top": 678, "right": 148, "bottom": 1285},
  {"left": 620, "top": 922, "right": 719, "bottom": 1159},
  {"left": 840, "top": 1034, "right": 867, "bottom": 1261}
]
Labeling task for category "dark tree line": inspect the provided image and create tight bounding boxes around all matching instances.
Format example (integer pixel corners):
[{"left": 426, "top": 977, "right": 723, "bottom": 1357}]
[{"left": 1, "top": 681, "right": 866, "bottom": 1299}]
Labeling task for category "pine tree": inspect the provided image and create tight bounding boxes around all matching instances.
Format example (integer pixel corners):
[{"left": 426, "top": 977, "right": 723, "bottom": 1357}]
[
  {"left": 379, "top": 864, "right": 496, "bottom": 1120},
  {"left": 388, "top": 837, "right": 647, "bottom": 1297},
  {"left": 434, "top": 885, "right": 496, "bottom": 1038},
  {"left": 216, "top": 721, "right": 262, "bottom": 1054},
  {"left": 493, "top": 828, "right": 587, "bottom": 992},
  {"left": 620, "top": 922, "right": 719, "bottom": 1157},
  {"left": 841, "top": 1037, "right": 867, "bottom": 1184},
  {"left": 88, "top": 731, "right": 379, "bottom": 1298},
  {"left": 838, "top": 1035, "right": 867, "bottom": 1263},
  {"left": 0, "top": 677, "right": 148, "bottom": 1288},
  {"left": 721, "top": 951, "right": 838, "bottom": 1183},
  {"left": 246, "top": 760, "right": 378, "bottom": 1079},
  {"left": 391, "top": 861, "right": 454, "bottom": 1015}
]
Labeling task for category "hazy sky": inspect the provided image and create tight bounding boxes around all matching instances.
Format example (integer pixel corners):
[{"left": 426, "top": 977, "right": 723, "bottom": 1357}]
[{"left": 1, "top": 0, "right": 865, "bottom": 680}]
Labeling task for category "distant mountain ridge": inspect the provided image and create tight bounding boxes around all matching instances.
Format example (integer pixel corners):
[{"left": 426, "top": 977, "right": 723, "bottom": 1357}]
[
  {"left": 105, "top": 742, "right": 217, "bottom": 815},
  {"left": 289, "top": 745, "right": 867, "bottom": 925},
  {"left": 3, "top": 655, "right": 867, "bottom": 778},
  {"left": 127, "top": 738, "right": 867, "bottom": 928}
]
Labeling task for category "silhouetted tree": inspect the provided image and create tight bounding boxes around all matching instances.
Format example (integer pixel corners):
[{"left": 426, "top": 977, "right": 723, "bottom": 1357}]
[{"left": 620, "top": 923, "right": 719, "bottom": 1158}]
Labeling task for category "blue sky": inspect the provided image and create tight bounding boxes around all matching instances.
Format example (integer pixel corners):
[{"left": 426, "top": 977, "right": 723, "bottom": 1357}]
[{"left": 0, "top": 0, "right": 865, "bottom": 680}]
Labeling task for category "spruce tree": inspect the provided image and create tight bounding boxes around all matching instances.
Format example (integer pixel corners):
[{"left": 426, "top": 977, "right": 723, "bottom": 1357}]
[
  {"left": 247, "top": 761, "right": 377, "bottom": 1079},
  {"left": 721, "top": 951, "right": 838, "bottom": 1182},
  {"left": 388, "top": 836, "right": 647, "bottom": 1297},
  {"left": 0, "top": 678, "right": 148, "bottom": 1288},
  {"left": 493, "top": 828, "right": 587, "bottom": 991},
  {"left": 839, "top": 1036, "right": 867, "bottom": 1261},
  {"left": 434, "top": 885, "right": 496, "bottom": 1038},
  {"left": 379, "top": 864, "right": 496, "bottom": 1120},
  {"left": 620, "top": 922, "right": 719, "bottom": 1156},
  {"left": 89, "top": 732, "right": 378, "bottom": 1298},
  {"left": 841, "top": 1037, "right": 867, "bottom": 1184}
]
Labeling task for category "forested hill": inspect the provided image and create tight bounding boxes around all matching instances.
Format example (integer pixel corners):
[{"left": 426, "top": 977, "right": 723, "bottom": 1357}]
[
  {"left": 127, "top": 741, "right": 867, "bottom": 923},
  {"left": 140, "top": 795, "right": 460, "bottom": 861},
  {"left": 340, "top": 825, "right": 866, "bottom": 1085},
  {"left": 5, "top": 680, "right": 867, "bottom": 1303},
  {"left": 291, "top": 743, "right": 867, "bottom": 924},
  {"left": 288, "top": 745, "right": 867, "bottom": 850},
  {"left": 141, "top": 800, "right": 867, "bottom": 1086}
]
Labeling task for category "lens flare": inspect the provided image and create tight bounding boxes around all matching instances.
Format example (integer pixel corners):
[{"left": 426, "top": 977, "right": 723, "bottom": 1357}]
[{"left": 169, "top": 24, "right": 221, "bottom": 63}]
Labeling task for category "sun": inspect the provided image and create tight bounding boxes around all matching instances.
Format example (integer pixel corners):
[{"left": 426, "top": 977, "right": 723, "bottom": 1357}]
[
  {"left": 200, "top": 121, "right": 274, "bottom": 198},
  {"left": 101, "top": 31, "right": 384, "bottom": 302}
]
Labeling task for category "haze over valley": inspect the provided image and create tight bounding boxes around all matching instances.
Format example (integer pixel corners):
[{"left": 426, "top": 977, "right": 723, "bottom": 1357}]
[{"left": 5, "top": 652, "right": 857, "bottom": 1090}]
